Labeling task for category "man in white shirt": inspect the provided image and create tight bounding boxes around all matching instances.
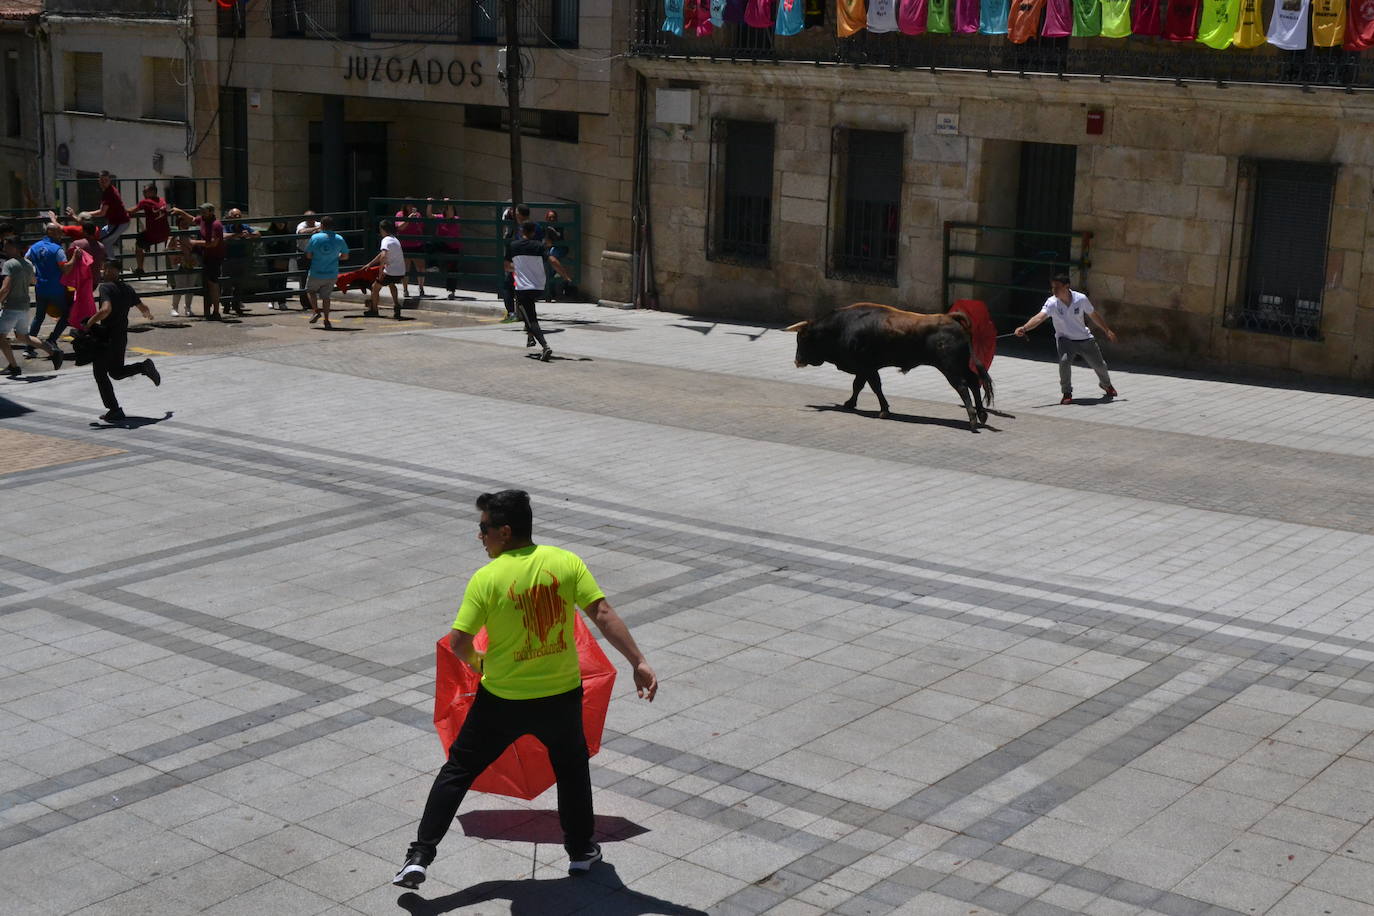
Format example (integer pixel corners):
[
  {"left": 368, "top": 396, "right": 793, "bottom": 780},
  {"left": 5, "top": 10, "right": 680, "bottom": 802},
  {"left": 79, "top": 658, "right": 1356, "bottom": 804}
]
[
  {"left": 363, "top": 219, "right": 406, "bottom": 320},
  {"left": 1015, "top": 273, "right": 1119, "bottom": 404},
  {"left": 505, "top": 221, "right": 552, "bottom": 361},
  {"left": 294, "top": 211, "right": 319, "bottom": 312}
]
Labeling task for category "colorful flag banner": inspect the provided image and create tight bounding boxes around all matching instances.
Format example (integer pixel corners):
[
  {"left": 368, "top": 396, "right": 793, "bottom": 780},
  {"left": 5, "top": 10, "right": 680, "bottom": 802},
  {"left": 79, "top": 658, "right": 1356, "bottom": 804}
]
[
  {"left": 1234, "top": 0, "right": 1266, "bottom": 43},
  {"left": 1043, "top": 0, "right": 1073, "bottom": 34},
  {"left": 869, "top": 0, "right": 901, "bottom": 31},
  {"left": 900, "top": 0, "right": 930, "bottom": 32},
  {"left": 1132, "top": 0, "right": 1163, "bottom": 34},
  {"left": 838, "top": 0, "right": 868, "bottom": 33},
  {"left": 981, "top": 0, "right": 1011, "bottom": 32},
  {"left": 1163, "top": 0, "right": 1201, "bottom": 37},
  {"left": 955, "top": 0, "right": 981, "bottom": 30},
  {"left": 1311, "top": 0, "right": 1346, "bottom": 44},
  {"left": 777, "top": 0, "right": 805, "bottom": 32},
  {"left": 1072, "top": 0, "right": 1102, "bottom": 35},
  {"left": 710, "top": 0, "right": 727, "bottom": 26},
  {"left": 1196, "top": 0, "right": 1238, "bottom": 46},
  {"left": 745, "top": 0, "right": 775, "bottom": 27},
  {"left": 928, "top": 0, "right": 954, "bottom": 31},
  {"left": 1101, "top": 0, "right": 1132, "bottom": 33},
  {"left": 1346, "top": 0, "right": 1374, "bottom": 47},
  {"left": 1008, "top": 0, "right": 1046, "bottom": 40},
  {"left": 1266, "top": 0, "right": 1310, "bottom": 47},
  {"left": 663, "top": 0, "right": 684, "bottom": 33}
]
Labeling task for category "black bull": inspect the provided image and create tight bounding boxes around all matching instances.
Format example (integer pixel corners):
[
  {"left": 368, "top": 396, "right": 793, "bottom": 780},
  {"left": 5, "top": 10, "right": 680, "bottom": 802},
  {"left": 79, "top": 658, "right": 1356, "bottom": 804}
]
[{"left": 785, "top": 303, "right": 994, "bottom": 432}]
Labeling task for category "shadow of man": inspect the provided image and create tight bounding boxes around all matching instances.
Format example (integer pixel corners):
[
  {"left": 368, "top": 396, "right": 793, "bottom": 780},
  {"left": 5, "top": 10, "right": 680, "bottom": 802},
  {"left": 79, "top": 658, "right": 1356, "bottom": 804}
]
[{"left": 397, "top": 862, "right": 708, "bottom": 916}]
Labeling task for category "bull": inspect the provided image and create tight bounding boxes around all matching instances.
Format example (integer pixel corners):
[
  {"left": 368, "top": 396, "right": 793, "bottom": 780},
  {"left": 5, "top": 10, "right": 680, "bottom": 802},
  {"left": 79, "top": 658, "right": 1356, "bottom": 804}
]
[{"left": 785, "top": 303, "right": 994, "bottom": 432}]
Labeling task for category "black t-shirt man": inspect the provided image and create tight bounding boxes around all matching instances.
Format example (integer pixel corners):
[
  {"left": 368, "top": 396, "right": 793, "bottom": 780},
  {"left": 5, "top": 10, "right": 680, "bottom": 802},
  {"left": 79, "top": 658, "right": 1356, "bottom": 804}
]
[{"left": 95, "top": 279, "right": 143, "bottom": 336}]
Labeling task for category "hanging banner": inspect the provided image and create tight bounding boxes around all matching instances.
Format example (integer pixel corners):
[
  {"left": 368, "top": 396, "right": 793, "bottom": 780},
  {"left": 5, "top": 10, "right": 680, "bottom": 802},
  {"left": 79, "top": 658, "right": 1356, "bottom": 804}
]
[
  {"left": 1346, "top": 0, "right": 1374, "bottom": 47},
  {"left": 1234, "top": 0, "right": 1266, "bottom": 43},
  {"left": 662, "top": 0, "right": 685, "bottom": 33},
  {"left": 837, "top": 0, "right": 868, "bottom": 33},
  {"left": 1043, "top": 0, "right": 1073, "bottom": 33},
  {"left": 1163, "top": 0, "right": 1201, "bottom": 36},
  {"left": 1101, "top": 0, "right": 1132, "bottom": 33},
  {"left": 745, "top": 0, "right": 775, "bottom": 27},
  {"left": 869, "top": 0, "right": 900, "bottom": 31},
  {"left": 685, "top": 0, "right": 716, "bottom": 34},
  {"left": 710, "top": 0, "right": 727, "bottom": 26},
  {"left": 1196, "top": 0, "right": 1238, "bottom": 46},
  {"left": 1267, "top": 0, "right": 1310, "bottom": 47},
  {"left": 900, "top": 0, "right": 930, "bottom": 32},
  {"left": 1008, "top": 0, "right": 1046, "bottom": 40},
  {"left": 980, "top": 0, "right": 1011, "bottom": 31},
  {"left": 777, "top": 0, "right": 805, "bottom": 32},
  {"left": 955, "top": 0, "right": 981, "bottom": 30},
  {"left": 1072, "top": 0, "right": 1102, "bottom": 34},
  {"left": 1132, "top": 0, "right": 1163, "bottom": 33},
  {"left": 928, "top": 0, "right": 954, "bottom": 31},
  {"left": 1311, "top": 0, "right": 1346, "bottom": 44}
]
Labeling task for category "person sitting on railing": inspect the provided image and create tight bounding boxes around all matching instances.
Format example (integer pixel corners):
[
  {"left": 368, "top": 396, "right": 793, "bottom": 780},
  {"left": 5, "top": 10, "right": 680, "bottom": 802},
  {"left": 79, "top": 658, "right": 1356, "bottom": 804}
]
[
  {"left": 66, "top": 170, "right": 131, "bottom": 258},
  {"left": 130, "top": 184, "right": 170, "bottom": 279}
]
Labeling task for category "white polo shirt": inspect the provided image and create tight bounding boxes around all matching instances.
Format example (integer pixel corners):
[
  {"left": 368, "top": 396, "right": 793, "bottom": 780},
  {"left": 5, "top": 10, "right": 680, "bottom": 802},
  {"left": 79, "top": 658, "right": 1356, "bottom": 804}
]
[
  {"left": 380, "top": 235, "right": 405, "bottom": 276},
  {"left": 1041, "top": 290, "right": 1096, "bottom": 341}
]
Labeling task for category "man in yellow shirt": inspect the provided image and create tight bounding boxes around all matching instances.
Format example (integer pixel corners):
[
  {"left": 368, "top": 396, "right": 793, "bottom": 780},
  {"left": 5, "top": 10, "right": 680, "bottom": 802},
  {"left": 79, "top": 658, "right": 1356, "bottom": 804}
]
[{"left": 394, "top": 489, "right": 658, "bottom": 888}]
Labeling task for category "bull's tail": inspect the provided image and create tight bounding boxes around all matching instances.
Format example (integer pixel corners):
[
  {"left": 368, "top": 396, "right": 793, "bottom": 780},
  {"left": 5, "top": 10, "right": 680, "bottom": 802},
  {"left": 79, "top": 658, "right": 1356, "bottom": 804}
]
[{"left": 970, "top": 359, "right": 994, "bottom": 407}]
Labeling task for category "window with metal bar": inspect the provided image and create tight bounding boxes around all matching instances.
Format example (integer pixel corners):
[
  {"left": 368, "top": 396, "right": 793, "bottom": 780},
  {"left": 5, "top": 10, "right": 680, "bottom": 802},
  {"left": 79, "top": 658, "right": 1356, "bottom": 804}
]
[
  {"left": 832, "top": 128, "right": 902, "bottom": 283},
  {"left": 1237, "top": 159, "right": 1335, "bottom": 340},
  {"left": 65, "top": 52, "right": 103, "bottom": 114},
  {"left": 143, "top": 57, "right": 186, "bottom": 122},
  {"left": 708, "top": 118, "right": 774, "bottom": 266},
  {"left": 5, "top": 51, "right": 20, "bottom": 138},
  {"left": 219, "top": 87, "right": 249, "bottom": 211}
]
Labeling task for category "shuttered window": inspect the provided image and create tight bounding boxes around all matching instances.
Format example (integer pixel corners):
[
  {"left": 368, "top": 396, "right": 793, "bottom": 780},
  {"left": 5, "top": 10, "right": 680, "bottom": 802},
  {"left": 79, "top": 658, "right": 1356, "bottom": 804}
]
[
  {"left": 144, "top": 57, "right": 186, "bottom": 122},
  {"left": 708, "top": 119, "right": 774, "bottom": 266},
  {"left": 66, "top": 52, "right": 102, "bottom": 114},
  {"left": 1239, "top": 159, "right": 1336, "bottom": 339},
  {"left": 830, "top": 128, "right": 903, "bottom": 283}
]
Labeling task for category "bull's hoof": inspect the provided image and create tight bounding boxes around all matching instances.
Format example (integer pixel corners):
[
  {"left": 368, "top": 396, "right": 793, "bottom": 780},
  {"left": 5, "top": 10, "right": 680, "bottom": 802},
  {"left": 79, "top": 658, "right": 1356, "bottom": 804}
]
[
  {"left": 878, "top": 410, "right": 891, "bottom": 419},
  {"left": 841, "top": 401, "right": 857, "bottom": 411},
  {"left": 977, "top": 410, "right": 988, "bottom": 425}
]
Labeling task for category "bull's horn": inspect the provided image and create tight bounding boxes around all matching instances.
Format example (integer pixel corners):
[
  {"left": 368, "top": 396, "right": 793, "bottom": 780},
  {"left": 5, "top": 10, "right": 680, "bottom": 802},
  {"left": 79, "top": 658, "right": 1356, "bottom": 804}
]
[{"left": 782, "top": 321, "right": 808, "bottom": 333}]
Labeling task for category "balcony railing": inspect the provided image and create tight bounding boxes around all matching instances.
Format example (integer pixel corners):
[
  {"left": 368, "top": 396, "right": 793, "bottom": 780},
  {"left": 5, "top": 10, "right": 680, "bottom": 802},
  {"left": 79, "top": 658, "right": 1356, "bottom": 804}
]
[
  {"left": 630, "top": 10, "right": 1374, "bottom": 90},
  {"left": 271, "top": 0, "right": 579, "bottom": 46},
  {"left": 45, "top": 0, "right": 187, "bottom": 16}
]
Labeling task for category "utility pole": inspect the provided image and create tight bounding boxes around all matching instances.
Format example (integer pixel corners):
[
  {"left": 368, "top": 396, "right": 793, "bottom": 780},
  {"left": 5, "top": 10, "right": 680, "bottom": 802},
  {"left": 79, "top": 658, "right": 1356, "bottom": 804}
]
[{"left": 503, "top": 0, "right": 523, "bottom": 208}]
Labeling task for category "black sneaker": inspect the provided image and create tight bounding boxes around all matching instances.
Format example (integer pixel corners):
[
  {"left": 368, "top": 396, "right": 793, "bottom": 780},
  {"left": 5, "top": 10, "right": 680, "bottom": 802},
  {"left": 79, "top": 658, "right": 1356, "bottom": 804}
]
[
  {"left": 145, "top": 361, "right": 161, "bottom": 387},
  {"left": 392, "top": 854, "right": 428, "bottom": 889},
  {"left": 4, "top": 364, "right": 19, "bottom": 378},
  {"left": 100, "top": 408, "right": 126, "bottom": 422},
  {"left": 540, "top": 347, "right": 553, "bottom": 362},
  {"left": 22, "top": 348, "right": 36, "bottom": 359},
  {"left": 568, "top": 843, "right": 601, "bottom": 876}
]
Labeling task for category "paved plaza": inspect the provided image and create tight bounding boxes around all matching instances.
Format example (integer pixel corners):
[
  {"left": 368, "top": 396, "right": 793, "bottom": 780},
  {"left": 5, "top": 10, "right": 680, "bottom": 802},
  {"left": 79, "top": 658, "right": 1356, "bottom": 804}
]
[{"left": 3, "top": 297, "right": 1374, "bottom": 915}]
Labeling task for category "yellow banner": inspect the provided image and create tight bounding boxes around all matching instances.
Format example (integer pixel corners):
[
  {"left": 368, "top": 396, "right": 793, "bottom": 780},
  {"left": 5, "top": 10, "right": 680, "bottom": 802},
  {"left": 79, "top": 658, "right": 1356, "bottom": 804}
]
[
  {"left": 1311, "top": 0, "right": 1346, "bottom": 44},
  {"left": 1233, "top": 0, "right": 1265, "bottom": 45}
]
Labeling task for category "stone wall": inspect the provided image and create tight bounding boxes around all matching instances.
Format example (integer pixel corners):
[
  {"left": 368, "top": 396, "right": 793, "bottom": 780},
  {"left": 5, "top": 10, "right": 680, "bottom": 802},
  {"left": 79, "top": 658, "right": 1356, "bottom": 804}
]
[{"left": 633, "top": 59, "right": 1374, "bottom": 382}]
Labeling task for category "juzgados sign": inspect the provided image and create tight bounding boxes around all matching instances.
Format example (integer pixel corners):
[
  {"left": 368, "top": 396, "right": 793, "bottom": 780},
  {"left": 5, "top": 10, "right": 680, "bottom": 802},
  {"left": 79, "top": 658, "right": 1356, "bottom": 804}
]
[{"left": 344, "top": 56, "right": 485, "bottom": 87}]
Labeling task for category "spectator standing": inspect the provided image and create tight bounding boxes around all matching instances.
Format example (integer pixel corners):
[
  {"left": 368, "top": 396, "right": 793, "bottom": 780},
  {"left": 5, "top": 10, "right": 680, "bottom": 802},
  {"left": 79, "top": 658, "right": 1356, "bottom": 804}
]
[
  {"left": 167, "top": 212, "right": 198, "bottom": 318},
  {"left": 25, "top": 224, "right": 76, "bottom": 354},
  {"left": 364, "top": 219, "right": 406, "bottom": 320},
  {"left": 187, "top": 203, "right": 226, "bottom": 320},
  {"left": 541, "top": 209, "right": 576, "bottom": 301},
  {"left": 0, "top": 237, "right": 62, "bottom": 376},
  {"left": 67, "top": 171, "right": 132, "bottom": 257},
  {"left": 395, "top": 202, "right": 428, "bottom": 298},
  {"left": 130, "top": 184, "right": 170, "bottom": 277},
  {"left": 220, "top": 208, "right": 259, "bottom": 316},
  {"left": 429, "top": 199, "right": 463, "bottom": 300},
  {"left": 507, "top": 221, "right": 554, "bottom": 361},
  {"left": 263, "top": 219, "right": 296, "bottom": 310},
  {"left": 87, "top": 259, "right": 160, "bottom": 423},
  {"left": 392, "top": 489, "right": 657, "bottom": 890},
  {"left": 295, "top": 211, "right": 319, "bottom": 311},
  {"left": 304, "top": 215, "right": 350, "bottom": 329}
]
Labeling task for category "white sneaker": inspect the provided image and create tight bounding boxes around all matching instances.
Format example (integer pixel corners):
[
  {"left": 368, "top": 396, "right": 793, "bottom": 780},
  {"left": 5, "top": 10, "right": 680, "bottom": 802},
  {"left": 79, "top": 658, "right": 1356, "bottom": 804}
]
[
  {"left": 170, "top": 309, "right": 180, "bottom": 317},
  {"left": 568, "top": 843, "right": 602, "bottom": 876}
]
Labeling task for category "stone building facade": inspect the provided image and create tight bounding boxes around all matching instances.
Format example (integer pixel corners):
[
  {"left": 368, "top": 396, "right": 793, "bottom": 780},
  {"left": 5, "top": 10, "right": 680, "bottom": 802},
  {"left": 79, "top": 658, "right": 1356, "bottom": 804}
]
[{"left": 629, "top": 45, "right": 1374, "bottom": 382}]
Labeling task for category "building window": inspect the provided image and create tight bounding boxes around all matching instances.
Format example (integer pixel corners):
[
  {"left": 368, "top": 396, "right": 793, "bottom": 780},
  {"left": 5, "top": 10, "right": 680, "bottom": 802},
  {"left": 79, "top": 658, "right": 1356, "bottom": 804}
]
[
  {"left": 830, "top": 128, "right": 903, "bottom": 283},
  {"left": 1236, "top": 159, "right": 1336, "bottom": 340},
  {"left": 5, "top": 51, "right": 20, "bottom": 138},
  {"left": 463, "top": 105, "right": 579, "bottom": 143},
  {"left": 708, "top": 118, "right": 774, "bottom": 265},
  {"left": 65, "top": 52, "right": 103, "bottom": 114},
  {"left": 143, "top": 57, "right": 186, "bottom": 122},
  {"left": 219, "top": 87, "right": 249, "bottom": 210}
]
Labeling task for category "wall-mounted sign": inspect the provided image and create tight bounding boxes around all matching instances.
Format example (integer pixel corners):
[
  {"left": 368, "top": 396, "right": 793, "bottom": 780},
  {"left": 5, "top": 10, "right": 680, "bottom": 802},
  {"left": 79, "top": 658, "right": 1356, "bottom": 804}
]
[
  {"left": 935, "top": 112, "right": 959, "bottom": 135},
  {"left": 344, "top": 56, "right": 484, "bottom": 88}
]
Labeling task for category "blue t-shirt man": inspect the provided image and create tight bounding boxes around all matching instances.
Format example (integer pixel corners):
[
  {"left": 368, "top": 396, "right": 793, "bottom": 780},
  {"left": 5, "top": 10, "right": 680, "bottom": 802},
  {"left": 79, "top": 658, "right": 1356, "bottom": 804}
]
[
  {"left": 26, "top": 235, "right": 67, "bottom": 300},
  {"left": 306, "top": 230, "right": 348, "bottom": 279}
]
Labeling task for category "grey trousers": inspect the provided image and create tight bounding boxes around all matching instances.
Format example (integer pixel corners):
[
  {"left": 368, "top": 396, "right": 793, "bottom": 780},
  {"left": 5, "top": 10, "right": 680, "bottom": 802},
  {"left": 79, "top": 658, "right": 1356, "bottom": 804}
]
[{"left": 1056, "top": 335, "right": 1112, "bottom": 395}]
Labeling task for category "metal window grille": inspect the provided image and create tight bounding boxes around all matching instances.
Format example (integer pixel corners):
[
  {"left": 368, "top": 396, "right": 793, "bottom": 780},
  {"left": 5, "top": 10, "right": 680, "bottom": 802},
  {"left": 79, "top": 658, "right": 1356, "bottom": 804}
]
[
  {"left": 144, "top": 58, "right": 186, "bottom": 122},
  {"left": 67, "top": 52, "right": 102, "bottom": 114},
  {"left": 831, "top": 128, "right": 902, "bottom": 283},
  {"left": 707, "top": 118, "right": 774, "bottom": 266},
  {"left": 1237, "top": 159, "right": 1336, "bottom": 340}
]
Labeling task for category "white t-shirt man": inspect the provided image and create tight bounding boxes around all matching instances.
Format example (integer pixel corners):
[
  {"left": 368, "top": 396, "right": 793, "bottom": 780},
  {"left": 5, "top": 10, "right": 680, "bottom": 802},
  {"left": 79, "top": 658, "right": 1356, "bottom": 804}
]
[
  {"left": 1040, "top": 289, "right": 1097, "bottom": 340},
  {"left": 380, "top": 235, "right": 405, "bottom": 277},
  {"left": 295, "top": 219, "right": 318, "bottom": 253}
]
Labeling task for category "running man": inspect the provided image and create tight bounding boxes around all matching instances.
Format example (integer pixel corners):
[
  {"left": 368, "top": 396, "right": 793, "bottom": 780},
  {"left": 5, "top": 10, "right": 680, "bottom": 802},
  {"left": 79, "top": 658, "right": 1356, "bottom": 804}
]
[
  {"left": 0, "top": 237, "right": 62, "bottom": 376},
  {"left": 1015, "top": 272, "right": 1119, "bottom": 404},
  {"left": 88, "top": 259, "right": 160, "bottom": 423},
  {"left": 304, "top": 216, "right": 349, "bottom": 329},
  {"left": 363, "top": 219, "right": 405, "bottom": 320},
  {"left": 506, "top": 221, "right": 554, "bottom": 361}
]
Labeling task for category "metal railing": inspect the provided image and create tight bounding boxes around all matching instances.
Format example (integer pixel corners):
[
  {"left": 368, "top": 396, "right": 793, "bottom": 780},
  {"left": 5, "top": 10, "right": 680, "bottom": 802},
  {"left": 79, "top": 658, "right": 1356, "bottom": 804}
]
[
  {"left": 365, "top": 198, "right": 581, "bottom": 294},
  {"left": 271, "top": 0, "right": 579, "bottom": 46},
  {"left": 45, "top": 0, "right": 188, "bottom": 17},
  {"left": 57, "top": 177, "right": 221, "bottom": 224},
  {"left": 942, "top": 222, "right": 1093, "bottom": 319},
  {"left": 630, "top": 11, "right": 1374, "bottom": 90}
]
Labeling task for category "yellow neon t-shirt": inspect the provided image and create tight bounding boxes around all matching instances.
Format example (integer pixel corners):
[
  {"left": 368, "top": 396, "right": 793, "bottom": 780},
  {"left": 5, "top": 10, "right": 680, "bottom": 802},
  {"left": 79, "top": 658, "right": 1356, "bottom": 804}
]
[{"left": 453, "top": 544, "right": 606, "bottom": 700}]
